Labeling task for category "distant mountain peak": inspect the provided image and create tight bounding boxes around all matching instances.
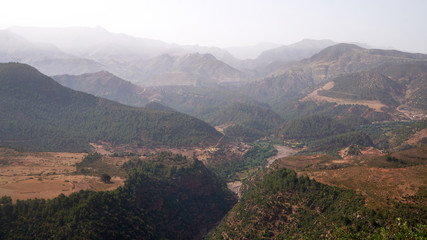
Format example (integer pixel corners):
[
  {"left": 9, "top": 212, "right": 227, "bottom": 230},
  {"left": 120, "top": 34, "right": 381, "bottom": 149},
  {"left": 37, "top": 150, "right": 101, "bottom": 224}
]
[
  {"left": 257, "top": 39, "right": 337, "bottom": 62},
  {"left": 309, "top": 43, "right": 364, "bottom": 61}
]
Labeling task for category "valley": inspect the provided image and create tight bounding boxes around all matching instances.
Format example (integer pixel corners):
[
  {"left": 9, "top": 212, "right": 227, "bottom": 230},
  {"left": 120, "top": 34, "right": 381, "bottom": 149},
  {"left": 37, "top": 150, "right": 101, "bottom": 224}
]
[{"left": 0, "top": 26, "right": 426, "bottom": 239}]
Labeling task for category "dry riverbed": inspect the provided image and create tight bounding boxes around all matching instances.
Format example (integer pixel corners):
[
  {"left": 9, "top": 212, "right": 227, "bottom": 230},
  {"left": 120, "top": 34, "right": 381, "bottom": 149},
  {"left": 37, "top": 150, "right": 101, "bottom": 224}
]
[{"left": 227, "top": 145, "right": 297, "bottom": 198}]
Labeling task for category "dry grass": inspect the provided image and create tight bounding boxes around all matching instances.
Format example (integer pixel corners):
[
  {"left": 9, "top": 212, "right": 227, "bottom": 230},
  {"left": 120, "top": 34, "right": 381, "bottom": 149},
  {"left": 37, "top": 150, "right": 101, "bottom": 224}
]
[
  {"left": 0, "top": 148, "right": 124, "bottom": 202},
  {"left": 304, "top": 165, "right": 427, "bottom": 209},
  {"left": 280, "top": 146, "right": 427, "bottom": 209},
  {"left": 271, "top": 145, "right": 427, "bottom": 209}
]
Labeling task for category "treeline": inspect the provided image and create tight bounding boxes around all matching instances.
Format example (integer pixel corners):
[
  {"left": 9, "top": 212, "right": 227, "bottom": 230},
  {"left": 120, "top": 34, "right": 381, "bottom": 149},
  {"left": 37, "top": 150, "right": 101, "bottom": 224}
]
[
  {"left": 0, "top": 153, "right": 236, "bottom": 239},
  {"left": 0, "top": 63, "right": 221, "bottom": 152}
]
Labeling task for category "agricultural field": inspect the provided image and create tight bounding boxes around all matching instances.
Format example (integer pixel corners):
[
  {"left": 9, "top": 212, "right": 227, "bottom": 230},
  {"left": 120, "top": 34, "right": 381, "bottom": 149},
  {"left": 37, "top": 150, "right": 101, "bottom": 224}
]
[{"left": 0, "top": 148, "right": 125, "bottom": 202}]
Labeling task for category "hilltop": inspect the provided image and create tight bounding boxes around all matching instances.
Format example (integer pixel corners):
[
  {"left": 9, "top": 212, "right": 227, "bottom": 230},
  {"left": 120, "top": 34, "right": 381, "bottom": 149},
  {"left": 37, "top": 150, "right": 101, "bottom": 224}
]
[
  {"left": 0, "top": 63, "right": 222, "bottom": 152},
  {"left": 53, "top": 71, "right": 148, "bottom": 107},
  {"left": 134, "top": 53, "right": 248, "bottom": 86}
]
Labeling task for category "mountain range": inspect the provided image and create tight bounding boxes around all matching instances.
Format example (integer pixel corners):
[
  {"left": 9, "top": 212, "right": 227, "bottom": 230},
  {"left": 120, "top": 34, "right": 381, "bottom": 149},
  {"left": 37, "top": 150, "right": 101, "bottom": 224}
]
[
  {"left": 238, "top": 43, "right": 427, "bottom": 104},
  {"left": 2, "top": 26, "right": 383, "bottom": 86},
  {"left": 47, "top": 43, "right": 427, "bottom": 146},
  {"left": 5, "top": 27, "right": 247, "bottom": 85}
]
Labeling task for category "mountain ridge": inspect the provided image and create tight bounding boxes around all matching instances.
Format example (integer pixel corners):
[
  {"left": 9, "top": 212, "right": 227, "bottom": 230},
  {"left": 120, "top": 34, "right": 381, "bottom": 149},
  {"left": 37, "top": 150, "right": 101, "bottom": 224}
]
[
  {"left": 0, "top": 62, "right": 222, "bottom": 151},
  {"left": 237, "top": 43, "right": 427, "bottom": 104}
]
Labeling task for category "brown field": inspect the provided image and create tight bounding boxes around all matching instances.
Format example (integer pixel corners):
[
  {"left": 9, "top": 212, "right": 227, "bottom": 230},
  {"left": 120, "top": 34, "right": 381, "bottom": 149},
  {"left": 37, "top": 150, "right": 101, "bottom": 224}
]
[
  {"left": 273, "top": 146, "right": 427, "bottom": 209},
  {"left": 305, "top": 165, "right": 427, "bottom": 209},
  {"left": 300, "top": 81, "right": 387, "bottom": 112},
  {"left": 0, "top": 148, "right": 124, "bottom": 202}
]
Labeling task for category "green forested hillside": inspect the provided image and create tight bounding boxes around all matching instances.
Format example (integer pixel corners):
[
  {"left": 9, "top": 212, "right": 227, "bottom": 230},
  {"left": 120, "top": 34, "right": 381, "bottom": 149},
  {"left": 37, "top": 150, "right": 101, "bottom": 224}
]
[
  {"left": 208, "top": 103, "right": 284, "bottom": 141},
  {"left": 0, "top": 63, "right": 221, "bottom": 152},
  {"left": 319, "top": 72, "right": 403, "bottom": 107},
  {"left": 208, "top": 167, "right": 426, "bottom": 239},
  {"left": 306, "top": 131, "right": 374, "bottom": 153},
  {"left": 0, "top": 153, "right": 236, "bottom": 239},
  {"left": 207, "top": 168, "right": 378, "bottom": 239},
  {"left": 280, "top": 115, "right": 349, "bottom": 140},
  {"left": 207, "top": 141, "right": 278, "bottom": 181}
]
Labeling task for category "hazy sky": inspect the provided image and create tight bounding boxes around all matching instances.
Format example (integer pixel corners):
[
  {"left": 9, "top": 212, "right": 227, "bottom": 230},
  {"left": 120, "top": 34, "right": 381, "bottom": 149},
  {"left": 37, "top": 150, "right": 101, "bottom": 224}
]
[{"left": 1, "top": 0, "right": 427, "bottom": 53}]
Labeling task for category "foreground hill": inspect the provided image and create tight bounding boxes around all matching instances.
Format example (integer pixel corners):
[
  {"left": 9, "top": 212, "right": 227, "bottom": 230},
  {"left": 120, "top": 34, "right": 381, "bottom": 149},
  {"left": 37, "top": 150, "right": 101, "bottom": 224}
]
[
  {"left": 0, "top": 153, "right": 236, "bottom": 239},
  {"left": 208, "top": 168, "right": 377, "bottom": 239},
  {"left": 0, "top": 63, "right": 221, "bottom": 152},
  {"left": 208, "top": 163, "right": 426, "bottom": 239}
]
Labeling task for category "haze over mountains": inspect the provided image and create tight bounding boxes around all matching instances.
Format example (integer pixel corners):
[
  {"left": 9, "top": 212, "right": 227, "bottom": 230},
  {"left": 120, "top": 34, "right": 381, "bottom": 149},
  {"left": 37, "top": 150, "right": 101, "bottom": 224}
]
[
  {"left": 51, "top": 42, "right": 427, "bottom": 119},
  {"left": 1, "top": 26, "right": 408, "bottom": 87},
  {"left": 51, "top": 43, "right": 427, "bottom": 144}
]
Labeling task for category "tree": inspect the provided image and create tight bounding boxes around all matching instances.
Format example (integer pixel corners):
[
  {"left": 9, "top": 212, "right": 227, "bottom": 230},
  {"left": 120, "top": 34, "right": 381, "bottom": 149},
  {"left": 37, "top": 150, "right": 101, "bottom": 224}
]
[{"left": 100, "top": 173, "right": 111, "bottom": 183}]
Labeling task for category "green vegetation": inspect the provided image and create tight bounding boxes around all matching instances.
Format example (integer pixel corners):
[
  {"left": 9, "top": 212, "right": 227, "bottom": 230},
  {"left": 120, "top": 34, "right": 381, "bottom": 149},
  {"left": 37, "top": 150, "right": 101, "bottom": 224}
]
[
  {"left": 0, "top": 153, "right": 235, "bottom": 239},
  {"left": 335, "top": 218, "right": 427, "bottom": 239},
  {"left": 306, "top": 131, "right": 373, "bottom": 153},
  {"left": 208, "top": 141, "right": 278, "bottom": 181},
  {"left": 209, "top": 103, "right": 283, "bottom": 141},
  {"left": 208, "top": 167, "right": 427, "bottom": 239},
  {"left": 100, "top": 173, "right": 111, "bottom": 183},
  {"left": 347, "top": 144, "right": 361, "bottom": 156},
  {"left": 75, "top": 152, "right": 126, "bottom": 178},
  {"left": 0, "top": 63, "right": 221, "bottom": 152},
  {"left": 224, "top": 124, "right": 266, "bottom": 142},
  {"left": 243, "top": 141, "right": 278, "bottom": 168},
  {"left": 151, "top": 85, "right": 260, "bottom": 122},
  {"left": 390, "top": 120, "right": 427, "bottom": 149},
  {"left": 280, "top": 115, "right": 349, "bottom": 140},
  {"left": 277, "top": 100, "right": 390, "bottom": 122},
  {"left": 355, "top": 121, "right": 411, "bottom": 149},
  {"left": 319, "top": 72, "right": 402, "bottom": 107},
  {"left": 53, "top": 71, "right": 149, "bottom": 108},
  {"left": 208, "top": 168, "right": 378, "bottom": 239},
  {"left": 356, "top": 120, "right": 426, "bottom": 150}
]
